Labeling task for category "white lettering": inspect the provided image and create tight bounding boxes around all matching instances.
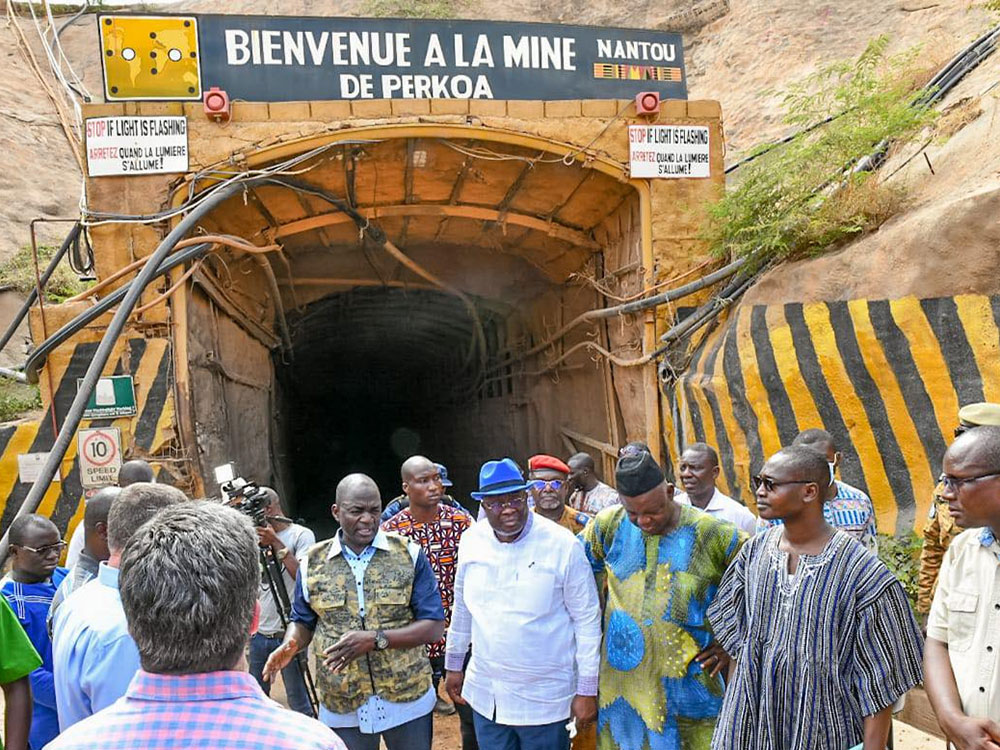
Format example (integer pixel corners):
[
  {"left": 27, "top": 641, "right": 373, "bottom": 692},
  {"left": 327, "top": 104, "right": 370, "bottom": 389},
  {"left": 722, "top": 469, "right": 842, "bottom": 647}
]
[
  {"left": 424, "top": 33, "right": 446, "bottom": 66},
  {"left": 471, "top": 34, "right": 494, "bottom": 68},
  {"left": 503, "top": 35, "right": 530, "bottom": 68},
  {"left": 262, "top": 31, "right": 281, "bottom": 65},
  {"left": 332, "top": 32, "right": 349, "bottom": 65},
  {"left": 283, "top": 31, "right": 305, "bottom": 65},
  {"left": 454, "top": 34, "right": 468, "bottom": 67},
  {"left": 305, "top": 31, "right": 329, "bottom": 65},
  {"left": 225, "top": 30, "right": 250, "bottom": 65}
]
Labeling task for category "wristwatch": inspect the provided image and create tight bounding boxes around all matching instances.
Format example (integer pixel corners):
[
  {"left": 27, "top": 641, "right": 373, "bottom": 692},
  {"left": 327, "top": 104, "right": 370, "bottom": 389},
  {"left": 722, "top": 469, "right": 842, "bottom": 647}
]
[{"left": 373, "top": 629, "right": 390, "bottom": 651}]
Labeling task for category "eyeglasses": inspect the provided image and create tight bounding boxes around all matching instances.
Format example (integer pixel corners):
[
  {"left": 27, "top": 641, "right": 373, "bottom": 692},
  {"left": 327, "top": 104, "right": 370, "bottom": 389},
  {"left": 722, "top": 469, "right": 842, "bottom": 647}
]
[
  {"left": 751, "top": 475, "right": 815, "bottom": 494},
  {"left": 529, "top": 479, "right": 564, "bottom": 492},
  {"left": 938, "top": 472, "right": 1000, "bottom": 492},
  {"left": 16, "top": 540, "right": 67, "bottom": 556},
  {"left": 481, "top": 496, "right": 527, "bottom": 513}
]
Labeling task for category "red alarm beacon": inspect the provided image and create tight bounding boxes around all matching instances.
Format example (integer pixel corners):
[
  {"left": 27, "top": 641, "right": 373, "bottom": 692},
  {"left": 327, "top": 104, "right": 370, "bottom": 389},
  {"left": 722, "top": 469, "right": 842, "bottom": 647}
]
[
  {"left": 203, "top": 87, "right": 231, "bottom": 123},
  {"left": 635, "top": 91, "right": 661, "bottom": 116}
]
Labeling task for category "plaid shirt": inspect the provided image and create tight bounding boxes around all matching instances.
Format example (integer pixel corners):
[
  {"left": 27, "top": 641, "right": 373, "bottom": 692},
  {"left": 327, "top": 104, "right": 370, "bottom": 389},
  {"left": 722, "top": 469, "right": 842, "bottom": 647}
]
[{"left": 45, "top": 670, "right": 346, "bottom": 750}]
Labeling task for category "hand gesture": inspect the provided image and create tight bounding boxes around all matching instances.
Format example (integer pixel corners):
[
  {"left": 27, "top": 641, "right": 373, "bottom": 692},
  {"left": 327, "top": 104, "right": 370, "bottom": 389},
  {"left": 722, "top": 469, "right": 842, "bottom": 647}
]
[
  {"left": 256, "top": 524, "right": 281, "bottom": 549},
  {"left": 323, "top": 631, "right": 376, "bottom": 673},
  {"left": 262, "top": 638, "right": 299, "bottom": 682}
]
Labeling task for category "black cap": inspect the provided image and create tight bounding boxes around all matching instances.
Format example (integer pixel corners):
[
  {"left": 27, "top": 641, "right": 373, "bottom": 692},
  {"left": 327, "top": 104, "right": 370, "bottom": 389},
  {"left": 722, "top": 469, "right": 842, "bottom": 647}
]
[{"left": 615, "top": 450, "right": 664, "bottom": 497}]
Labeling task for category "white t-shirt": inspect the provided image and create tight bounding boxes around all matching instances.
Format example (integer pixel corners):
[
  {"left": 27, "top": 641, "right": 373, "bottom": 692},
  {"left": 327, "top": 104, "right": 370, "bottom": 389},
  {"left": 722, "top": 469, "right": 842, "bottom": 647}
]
[{"left": 674, "top": 488, "right": 757, "bottom": 535}]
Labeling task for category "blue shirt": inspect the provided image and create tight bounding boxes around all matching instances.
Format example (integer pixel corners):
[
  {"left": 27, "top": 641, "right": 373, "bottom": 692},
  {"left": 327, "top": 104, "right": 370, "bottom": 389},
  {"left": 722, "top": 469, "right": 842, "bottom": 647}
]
[
  {"left": 51, "top": 563, "right": 141, "bottom": 732},
  {"left": 1, "top": 567, "right": 67, "bottom": 750},
  {"left": 291, "top": 529, "right": 444, "bottom": 733}
]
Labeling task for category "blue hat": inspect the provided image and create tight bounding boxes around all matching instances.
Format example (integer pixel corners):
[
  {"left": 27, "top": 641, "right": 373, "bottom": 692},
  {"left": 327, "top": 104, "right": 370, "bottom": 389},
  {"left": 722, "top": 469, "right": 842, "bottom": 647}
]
[
  {"left": 470, "top": 458, "right": 531, "bottom": 500},
  {"left": 435, "top": 463, "right": 454, "bottom": 487}
]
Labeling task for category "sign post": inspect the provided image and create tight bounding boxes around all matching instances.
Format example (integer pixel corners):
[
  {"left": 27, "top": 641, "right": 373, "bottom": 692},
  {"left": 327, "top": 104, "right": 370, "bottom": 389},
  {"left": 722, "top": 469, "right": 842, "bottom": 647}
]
[
  {"left": 78, "top": 428, "right": 123, "bottom": 489},
  {"left": 628, "top": 124, "right": 711, "bottom": 178}
]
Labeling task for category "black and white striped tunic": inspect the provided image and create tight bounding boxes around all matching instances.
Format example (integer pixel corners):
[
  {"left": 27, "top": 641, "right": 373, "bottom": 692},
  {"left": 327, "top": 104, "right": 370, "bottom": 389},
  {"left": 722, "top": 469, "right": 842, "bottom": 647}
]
[{"left": 708, "top": 527, "right": 923, "bottom": 750}]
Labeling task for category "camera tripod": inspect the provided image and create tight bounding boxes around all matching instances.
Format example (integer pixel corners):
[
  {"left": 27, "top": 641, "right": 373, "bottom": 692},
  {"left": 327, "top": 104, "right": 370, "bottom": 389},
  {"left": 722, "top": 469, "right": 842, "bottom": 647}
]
[{"left": 259, "top": 540, "right": 321, "bottom": 716}]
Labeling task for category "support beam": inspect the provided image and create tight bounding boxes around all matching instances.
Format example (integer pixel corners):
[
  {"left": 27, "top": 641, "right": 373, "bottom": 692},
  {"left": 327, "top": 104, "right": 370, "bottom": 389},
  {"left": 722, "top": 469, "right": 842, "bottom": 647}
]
[{"left": 274, "top": 204, "right": 599, "bottom": 250}]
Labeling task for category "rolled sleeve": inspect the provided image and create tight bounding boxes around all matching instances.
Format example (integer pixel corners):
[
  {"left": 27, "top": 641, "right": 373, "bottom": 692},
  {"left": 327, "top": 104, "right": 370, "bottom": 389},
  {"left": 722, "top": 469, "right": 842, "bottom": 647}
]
[
  {"left": 290, "top": 571, "right": 319, "bottom": 632},
  {"left": 564, "top": 539, "right": 602, "bottom": 695},
  {"left": 410, "top": 549, "right": 445, "bottom": 622}
]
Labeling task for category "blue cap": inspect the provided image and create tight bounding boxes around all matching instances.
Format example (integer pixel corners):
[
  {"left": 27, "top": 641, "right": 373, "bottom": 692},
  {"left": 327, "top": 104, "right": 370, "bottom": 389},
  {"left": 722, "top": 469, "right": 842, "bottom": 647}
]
[
  {"left": 470, "top": 458, "right": 531, "bottom": 500},
  {"left": 435, "top": 463, "right": 453, "bottom": 487}
]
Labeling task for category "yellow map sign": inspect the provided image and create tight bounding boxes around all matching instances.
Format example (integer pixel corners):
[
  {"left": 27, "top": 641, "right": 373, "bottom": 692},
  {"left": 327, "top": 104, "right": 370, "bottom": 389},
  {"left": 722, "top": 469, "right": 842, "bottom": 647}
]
[{"left": 100, "top": 15, "right": 202, "bottom": 101}]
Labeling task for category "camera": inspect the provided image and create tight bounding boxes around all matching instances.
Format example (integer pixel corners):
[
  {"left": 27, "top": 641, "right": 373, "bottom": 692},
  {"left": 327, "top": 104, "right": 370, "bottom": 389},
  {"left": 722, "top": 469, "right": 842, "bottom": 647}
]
[{"left": 214, "top": 463, "right": 270, "bottom": 527}]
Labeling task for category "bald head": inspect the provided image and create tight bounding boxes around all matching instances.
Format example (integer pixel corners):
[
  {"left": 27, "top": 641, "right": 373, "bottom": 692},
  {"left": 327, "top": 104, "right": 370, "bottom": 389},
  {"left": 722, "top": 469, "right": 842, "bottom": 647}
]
[
  {"left": 401, "top": 455, "right": 435, "bottom": 482},
  {"left": 85, "top": 487, "right": 119, "bottom": 530},
  {"left": 118, "top": 460, "right": 154, "bottom": 487},
  {"left": 792, "top": 429, "right": 836, "bottom": 462},
  {"left": 683, "top": 442, "right": 719, "bottom": 468},
  {"left": 768, "top": 446, "right": 831, "bottom": 488},
  {"left": 568, "top": 452, "right": 595, "bottom": 472},
  {"left": 336, "top": 473, "right": 381, "bottom": 505},
  {"left": 948, "top": 426, "right": 1000, "bottom": 472}
]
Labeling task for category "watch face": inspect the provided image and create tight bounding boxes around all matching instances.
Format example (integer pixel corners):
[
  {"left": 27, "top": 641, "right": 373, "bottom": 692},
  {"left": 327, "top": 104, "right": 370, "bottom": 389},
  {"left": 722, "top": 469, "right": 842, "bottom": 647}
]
[{"left": 376, "top": 632, "right": 389, "bottom": 650}]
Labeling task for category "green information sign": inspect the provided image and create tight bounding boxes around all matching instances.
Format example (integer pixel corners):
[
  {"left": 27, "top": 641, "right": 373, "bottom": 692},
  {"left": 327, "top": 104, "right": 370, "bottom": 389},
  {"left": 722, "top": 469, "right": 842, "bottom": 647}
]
[{"left": 78, "top": 375, "right": 137, "bottom": 419}]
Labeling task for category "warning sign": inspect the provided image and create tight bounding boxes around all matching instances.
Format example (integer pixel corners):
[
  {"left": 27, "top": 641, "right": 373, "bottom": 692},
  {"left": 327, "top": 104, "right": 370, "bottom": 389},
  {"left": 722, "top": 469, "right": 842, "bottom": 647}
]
[
  {"left": 78, "top": 428, "right": 123, "bottom": 489},
  {"left": 84, "top": 116, "right": 189, "bottom": 177},
  {"left": 79, "top": 375, "right": 137, "bottom": 419},
  {"left": 628, "top": 125, "right": 711, "bottom": 179}
]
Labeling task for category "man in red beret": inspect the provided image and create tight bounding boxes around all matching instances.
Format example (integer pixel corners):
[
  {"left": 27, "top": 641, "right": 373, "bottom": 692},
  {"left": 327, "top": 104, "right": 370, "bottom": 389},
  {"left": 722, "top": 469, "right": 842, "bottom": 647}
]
[{"left": 529, "top": 455, "right": 593, "bottom": 535}]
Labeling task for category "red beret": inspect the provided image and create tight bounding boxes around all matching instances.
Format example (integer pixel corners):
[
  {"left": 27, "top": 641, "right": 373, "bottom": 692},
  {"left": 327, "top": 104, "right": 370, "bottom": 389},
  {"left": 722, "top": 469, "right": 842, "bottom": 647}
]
[{"left": 528, "top": 454, "right": 570, "bottom": 474}]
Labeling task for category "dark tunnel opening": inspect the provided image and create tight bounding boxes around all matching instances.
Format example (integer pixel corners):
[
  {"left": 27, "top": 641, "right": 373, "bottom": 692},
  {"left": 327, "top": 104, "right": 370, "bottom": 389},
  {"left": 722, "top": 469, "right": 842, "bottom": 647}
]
[{"left": 273, "top": 287, "right": 514, "bottom": 535}]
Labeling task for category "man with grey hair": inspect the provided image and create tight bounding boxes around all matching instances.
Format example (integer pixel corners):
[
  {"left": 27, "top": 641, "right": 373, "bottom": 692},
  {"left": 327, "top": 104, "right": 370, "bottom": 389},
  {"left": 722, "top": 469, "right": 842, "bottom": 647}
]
[
  {"left": 52, "top": 482, "right": 185, "bottom": 731},
  {"left": 45, "top": 502, "right": 345, "bottom": 750}
]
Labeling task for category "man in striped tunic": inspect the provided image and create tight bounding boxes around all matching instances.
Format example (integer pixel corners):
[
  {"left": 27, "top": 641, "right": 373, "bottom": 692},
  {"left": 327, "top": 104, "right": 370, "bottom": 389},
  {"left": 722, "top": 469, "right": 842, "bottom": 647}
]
[{"left": 708, "top": 446, "right": 923, "bottom": 750}]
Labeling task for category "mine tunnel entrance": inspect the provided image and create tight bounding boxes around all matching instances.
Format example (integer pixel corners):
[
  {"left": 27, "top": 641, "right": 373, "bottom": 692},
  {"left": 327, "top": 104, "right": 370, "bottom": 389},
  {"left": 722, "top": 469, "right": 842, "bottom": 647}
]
[{"left": 273, "top": 287, "right": 515, "bottom": 533}]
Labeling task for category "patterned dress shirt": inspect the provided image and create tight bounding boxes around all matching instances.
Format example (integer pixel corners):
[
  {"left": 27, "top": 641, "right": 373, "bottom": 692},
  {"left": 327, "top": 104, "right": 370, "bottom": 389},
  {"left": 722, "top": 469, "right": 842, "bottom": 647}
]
[
  {"left": 569, "top": 480, "right": 620, "bottom": 515},
  {"left": 43, "top": 670, "right": 346, "bottom": 750},
  {"left": 382, "top": 504, "right": 473, "bottom": 658}
]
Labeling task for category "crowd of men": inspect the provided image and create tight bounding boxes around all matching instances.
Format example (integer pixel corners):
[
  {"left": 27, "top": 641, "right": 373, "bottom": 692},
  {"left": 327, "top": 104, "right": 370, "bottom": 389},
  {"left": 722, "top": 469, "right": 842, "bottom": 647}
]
[{"left": 2, "top": 403, "right": 1000, "bottom": 750}]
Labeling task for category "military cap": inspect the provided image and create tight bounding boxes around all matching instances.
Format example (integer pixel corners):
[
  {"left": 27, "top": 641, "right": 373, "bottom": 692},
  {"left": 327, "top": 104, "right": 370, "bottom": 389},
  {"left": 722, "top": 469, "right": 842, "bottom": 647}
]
[{"left": 958, "top": 402, "right": 1000, "bottom": 427}]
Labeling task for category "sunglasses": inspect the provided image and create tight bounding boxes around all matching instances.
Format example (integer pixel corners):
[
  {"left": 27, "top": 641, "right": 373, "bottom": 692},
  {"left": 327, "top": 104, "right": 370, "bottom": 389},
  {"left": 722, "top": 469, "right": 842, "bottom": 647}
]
[
  {"left": 750, "top": 475, "right": 815, "bottom": 494},
  {"left": 481, "top": 496, "right": 527, "bottom": 513},
  {"left": 16, "top": 540, "right": 67, "bottom": 556},
  {"left": 530, "top": 479, "right": 564, "bottom": 492}
]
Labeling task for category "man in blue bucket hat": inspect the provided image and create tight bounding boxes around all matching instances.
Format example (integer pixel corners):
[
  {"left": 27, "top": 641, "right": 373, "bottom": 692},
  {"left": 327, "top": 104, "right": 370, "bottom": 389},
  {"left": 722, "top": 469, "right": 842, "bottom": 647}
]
[{"left": 445, "top": 458, "right": 602, "bottom": 750}]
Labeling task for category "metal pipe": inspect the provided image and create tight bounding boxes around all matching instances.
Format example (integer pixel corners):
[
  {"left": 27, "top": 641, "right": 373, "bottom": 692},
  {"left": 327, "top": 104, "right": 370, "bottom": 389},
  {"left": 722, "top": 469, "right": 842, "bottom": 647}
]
[
  {"left": 0, "top": 222, "right": 81, "bottom": 355},
  {"left": 0, "top": 182, "right": 246, "bottom": 563},
  {"left": 0, "top": 367, "right": 26, "bottom": 383},
  {"left": 23, "top": 243, "right": 213, "bottom": 383}
]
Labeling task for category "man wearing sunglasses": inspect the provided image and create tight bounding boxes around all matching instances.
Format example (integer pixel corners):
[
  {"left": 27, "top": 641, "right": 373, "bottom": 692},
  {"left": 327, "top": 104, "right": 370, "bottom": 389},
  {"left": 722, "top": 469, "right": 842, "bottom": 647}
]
[
  {"left": 529, "top": 455, "right": 592, "bottom": 535},
  {"left": 925, "top": 426, "right": 1000, "bottom": 750},
  {"left": 918, "top": 402, "right": 1000, "bottom": 618},
  {"left": 709, "top": 447, "right": 922, "bottom": 750},
  {"left": 445, "top": 458, "right": 601, "bottom": 749},
  {"left": 1, "top": 513, "right": 68, "bottom": 750}
]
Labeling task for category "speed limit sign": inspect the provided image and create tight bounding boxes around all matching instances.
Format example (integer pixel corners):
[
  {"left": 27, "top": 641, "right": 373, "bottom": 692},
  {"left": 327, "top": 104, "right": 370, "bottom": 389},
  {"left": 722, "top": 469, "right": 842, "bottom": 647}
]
[{"left": 78, "top": 427, "right": 123, "bottom": 488}]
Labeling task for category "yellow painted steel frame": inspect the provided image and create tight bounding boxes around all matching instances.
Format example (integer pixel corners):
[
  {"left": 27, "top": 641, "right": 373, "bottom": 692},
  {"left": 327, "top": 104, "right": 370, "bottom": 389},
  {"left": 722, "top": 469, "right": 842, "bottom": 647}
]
[{"left": 168, "top": 122, "right": 662, "bottom": 461}]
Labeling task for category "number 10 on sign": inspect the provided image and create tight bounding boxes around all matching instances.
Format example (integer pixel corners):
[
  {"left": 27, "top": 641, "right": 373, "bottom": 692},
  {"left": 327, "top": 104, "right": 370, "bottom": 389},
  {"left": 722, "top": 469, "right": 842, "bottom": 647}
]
[{"left": 78, "top": 427, "right": 123, "bottom": 489}]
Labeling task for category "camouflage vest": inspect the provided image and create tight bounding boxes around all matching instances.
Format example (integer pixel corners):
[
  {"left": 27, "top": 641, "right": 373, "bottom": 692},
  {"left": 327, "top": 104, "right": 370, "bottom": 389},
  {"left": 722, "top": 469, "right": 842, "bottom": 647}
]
[{"left": 304, "top": 533, "right": 432, "bottom": 714}]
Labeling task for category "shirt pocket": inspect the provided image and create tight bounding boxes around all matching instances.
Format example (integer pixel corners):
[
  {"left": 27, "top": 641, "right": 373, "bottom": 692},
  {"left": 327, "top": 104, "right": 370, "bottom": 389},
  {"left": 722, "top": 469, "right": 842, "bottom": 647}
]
[
  {"left": 374, "top": 586, "right": 410, "bottom": 606},
  {"left": 947, "top": 590, "right": 980, "bottom": 652},
  {"left": 309, "top": 585, "right": 348, "bottom": 615},
  {"left": 510, "top": 569, "right": 557, "bottom": 615}
]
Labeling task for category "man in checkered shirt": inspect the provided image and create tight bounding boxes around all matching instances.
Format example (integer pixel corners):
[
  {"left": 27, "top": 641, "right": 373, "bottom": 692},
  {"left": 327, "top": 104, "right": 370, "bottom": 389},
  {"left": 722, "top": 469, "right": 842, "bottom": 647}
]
[{"left": 45, "top": 501, "right": 345, "bottom": 750}]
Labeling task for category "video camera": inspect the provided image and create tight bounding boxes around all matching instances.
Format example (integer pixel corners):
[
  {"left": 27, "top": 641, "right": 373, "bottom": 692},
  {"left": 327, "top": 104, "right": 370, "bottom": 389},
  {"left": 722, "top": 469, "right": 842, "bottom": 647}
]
[{"left": 213, "top": 463, "right": 270, "bottom": 527}]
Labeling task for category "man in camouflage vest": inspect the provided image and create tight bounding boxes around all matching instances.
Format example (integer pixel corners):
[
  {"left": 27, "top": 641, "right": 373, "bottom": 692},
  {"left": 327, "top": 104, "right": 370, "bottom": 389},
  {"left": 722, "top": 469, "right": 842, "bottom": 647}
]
[{"left": 263, "top": 473, "right": 445, "bottom": 750}]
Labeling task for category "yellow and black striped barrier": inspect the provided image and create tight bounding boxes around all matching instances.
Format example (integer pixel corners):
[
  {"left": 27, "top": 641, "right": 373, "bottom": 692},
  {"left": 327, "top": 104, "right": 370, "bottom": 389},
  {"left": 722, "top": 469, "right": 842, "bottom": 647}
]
[
  {"left": 673, "top": 293, "right": 1000, "bottom": 534},
  {"left": 0, "top": 336, "right": 180, "bottom": 541}
]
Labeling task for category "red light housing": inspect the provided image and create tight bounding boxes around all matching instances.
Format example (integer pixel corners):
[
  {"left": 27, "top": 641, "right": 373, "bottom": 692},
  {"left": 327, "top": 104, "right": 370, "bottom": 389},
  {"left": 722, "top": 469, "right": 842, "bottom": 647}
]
[
  {"left": 203, "top": 87, "right": 231, "bottom": 123},
  {"left": 635, "top": 91, "right": 661, "bottom": 116}
]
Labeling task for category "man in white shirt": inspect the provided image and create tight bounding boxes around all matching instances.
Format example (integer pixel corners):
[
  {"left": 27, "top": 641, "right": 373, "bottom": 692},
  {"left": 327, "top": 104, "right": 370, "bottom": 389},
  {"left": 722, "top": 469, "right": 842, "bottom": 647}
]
[
  {"left": 925, "top": 426, "right": 1000, "bottom": 749},
  {"left": 445, "top": 458, "right": 602, "bottom": 750},
  {"left": 673, "top": 443, "right": 757, "bottom": 535}
]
